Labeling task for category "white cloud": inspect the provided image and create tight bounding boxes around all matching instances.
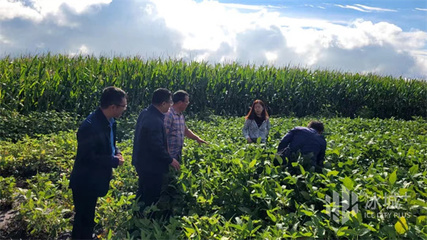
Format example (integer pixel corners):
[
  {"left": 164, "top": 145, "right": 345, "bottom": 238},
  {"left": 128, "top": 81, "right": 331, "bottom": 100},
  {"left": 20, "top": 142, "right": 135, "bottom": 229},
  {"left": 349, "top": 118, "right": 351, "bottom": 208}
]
[
  {"left": 0, "top": 0, "right": 111, "bottom": 25},
  {"left": 335, "top": 4, "right": 396, "bottom": 13},
  {"left": 151, "top": 0, "right": 426, "bottom": 78},
  {"left": 335, "top": 4, "right": 370, "bottom": 13},
  {"left": 0, "top": 0, "right": 426, "bottom": 79},
  {"left": 353, "top": 4, "right": 396, "bottom": 12},
  {"left": 69, "top": 44, "right": 90, "bottom": 56},
  {"left": 265, "top": 51, "right": 278, "bottom": 62},
  {"left": 222, "top": 3, "right": 265, "bottom": 11},
  {"left": 0, "top": 34, "right": 11, "bottom": 44},
  {"left": 415, "top": 8, "right": 427, "bottom": 12},
  {"left": 0, "top": 0, "right": 42, "bottom": 21},
  {"left": 31, "top": 0, "right": 112, "bottom": 15}
]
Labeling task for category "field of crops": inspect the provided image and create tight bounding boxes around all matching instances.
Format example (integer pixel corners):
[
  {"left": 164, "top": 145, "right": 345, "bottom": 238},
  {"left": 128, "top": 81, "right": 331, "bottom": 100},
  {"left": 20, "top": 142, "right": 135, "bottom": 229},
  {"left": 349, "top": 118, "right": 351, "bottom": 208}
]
[
  {"left": 1, "top": 55, "right": 427, "bottom": 119},
  {"left": 1, "top": 115, "right": 426, "bottom": 239},
  {"left": 1, "top": 55, "right": 426, "bottom": 239}
]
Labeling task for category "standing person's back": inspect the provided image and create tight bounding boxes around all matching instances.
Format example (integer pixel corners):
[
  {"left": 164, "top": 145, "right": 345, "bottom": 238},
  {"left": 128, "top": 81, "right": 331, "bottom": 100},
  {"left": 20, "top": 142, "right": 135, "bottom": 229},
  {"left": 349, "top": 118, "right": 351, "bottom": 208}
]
[{"left": 277, "top": 121, "right": 326, "bottom": 172}]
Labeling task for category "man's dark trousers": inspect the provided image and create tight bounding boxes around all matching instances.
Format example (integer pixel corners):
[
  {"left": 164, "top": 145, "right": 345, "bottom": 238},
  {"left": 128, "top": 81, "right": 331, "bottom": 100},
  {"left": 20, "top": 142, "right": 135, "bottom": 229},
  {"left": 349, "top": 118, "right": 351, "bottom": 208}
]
[
  {"left": 71, "top": 190, "right": 98, "bottom": 240},
  {"left": 136, "top": 171, "right": 164, "bottom": 208}
]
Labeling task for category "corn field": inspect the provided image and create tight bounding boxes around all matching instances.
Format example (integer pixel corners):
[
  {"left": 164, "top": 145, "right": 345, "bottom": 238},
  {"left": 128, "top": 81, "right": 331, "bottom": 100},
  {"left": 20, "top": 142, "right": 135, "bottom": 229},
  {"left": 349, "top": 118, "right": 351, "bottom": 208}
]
[{"left": 1, "top": 54, "right": 426, "bottom": 119}]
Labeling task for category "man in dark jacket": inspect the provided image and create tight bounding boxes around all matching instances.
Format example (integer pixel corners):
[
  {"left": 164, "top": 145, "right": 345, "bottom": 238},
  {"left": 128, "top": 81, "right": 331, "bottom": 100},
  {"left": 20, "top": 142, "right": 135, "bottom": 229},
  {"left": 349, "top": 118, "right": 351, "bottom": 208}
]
[
  {"left": 69, "top": 86, "right": 126, "bottom": 239},
  {"left": 132, "top": 88, "right": 180, "bottom": 212},
  {"left": 277, "top": 121, "right": 326, "bottom": 173}
]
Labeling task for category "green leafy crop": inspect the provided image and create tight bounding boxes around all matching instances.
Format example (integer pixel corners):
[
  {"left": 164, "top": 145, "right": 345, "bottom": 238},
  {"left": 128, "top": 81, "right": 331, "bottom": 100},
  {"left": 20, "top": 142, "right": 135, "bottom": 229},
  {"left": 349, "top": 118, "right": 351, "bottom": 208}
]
[{"left": 0, "top": 116, "right": 426, "bottom": 239}]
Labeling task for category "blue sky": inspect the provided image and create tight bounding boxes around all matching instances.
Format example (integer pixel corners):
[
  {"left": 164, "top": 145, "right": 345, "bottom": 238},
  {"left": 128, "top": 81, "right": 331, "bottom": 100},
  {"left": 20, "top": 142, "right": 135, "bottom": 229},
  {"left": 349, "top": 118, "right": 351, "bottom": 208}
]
[
  {"left": 0, "top": 0, "right": 426, "bottom": 79},
  {"left": 237, "top": 0, "right": 427, "bottom": 31}
]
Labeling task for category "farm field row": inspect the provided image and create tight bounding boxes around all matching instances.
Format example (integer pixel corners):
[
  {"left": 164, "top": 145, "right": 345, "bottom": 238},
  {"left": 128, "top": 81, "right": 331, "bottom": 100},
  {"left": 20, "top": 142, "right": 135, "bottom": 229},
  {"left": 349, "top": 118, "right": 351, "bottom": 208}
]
[
  {"left": 0, "top": 116, "right": 426, "bottom": 239},
  {"left": 2, "top": 55, "right": 427, "bottom": 119}
]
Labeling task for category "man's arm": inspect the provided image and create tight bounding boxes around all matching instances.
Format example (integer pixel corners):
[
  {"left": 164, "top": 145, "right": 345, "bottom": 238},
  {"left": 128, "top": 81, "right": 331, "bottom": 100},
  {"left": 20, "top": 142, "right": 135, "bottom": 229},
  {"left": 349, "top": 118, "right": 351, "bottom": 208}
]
[
  {"left": 132, "top": 114, "right": 143, "bottom": 167},
  {"left": 316, "top": 150, "right": 325, "bottom": 168},
  {"left": 185, "top": 126, "right": 207, "bottom": 144},
  {"left": 113, "top": 124, "right": 124, "bottom": 166},
  {"left": 316, "top": 141, "right": 327, "bottom": 171},
  {"left": 77, "top": 124, "right": 119, "bottom": 169},
  {"left": 277, "top": 130, "right": 294, "bottom": 153},
  {"left": 147, "top": 123, "right": 180, "bottom": 171},
  {"left": 147, "top": 121, "right": 174, "bottom": 165},
  {"left": 115, "top": 147, "right": 121, "bottom": 155}
]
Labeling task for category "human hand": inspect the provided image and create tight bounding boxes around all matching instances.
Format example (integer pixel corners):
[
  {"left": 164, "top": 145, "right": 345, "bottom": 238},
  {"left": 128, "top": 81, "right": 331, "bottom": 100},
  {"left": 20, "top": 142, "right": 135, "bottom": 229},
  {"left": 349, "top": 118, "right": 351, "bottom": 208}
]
[
  {"left": 116, "top": 154, "right": 124, "bottom": 166},
  {"left": 197, "top": 138, "right": 208, "bottom": 145},
  {"left": 170, "top": 158, "right": 180, "bottom": 171}
]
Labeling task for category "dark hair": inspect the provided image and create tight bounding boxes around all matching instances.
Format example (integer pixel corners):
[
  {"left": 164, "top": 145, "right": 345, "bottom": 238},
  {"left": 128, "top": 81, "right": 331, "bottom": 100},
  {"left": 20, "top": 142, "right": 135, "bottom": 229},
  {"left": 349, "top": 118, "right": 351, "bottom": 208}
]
[
  {"left": 100, "top": 86, "right": 127, "bottom": 109},
  {"left": 245, "top": 99, "right": 269, "bottom": 120},
  {"left": 173, "top": 90, "right": 189, "bottom": 103},
  {"left": 308, "top": 121, "right": 324, "bottom": 133},
  {"left": 152, "top": 88, "right": 172, "bottom": 105}
]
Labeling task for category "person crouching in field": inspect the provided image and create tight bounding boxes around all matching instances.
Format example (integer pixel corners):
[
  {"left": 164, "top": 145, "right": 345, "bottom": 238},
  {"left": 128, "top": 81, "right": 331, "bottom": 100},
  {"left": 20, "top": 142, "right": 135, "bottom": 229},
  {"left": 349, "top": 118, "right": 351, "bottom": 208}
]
[
  {"left": 69, "top": 86, "right": 126, "bottom": 240},
  {"left": 276, "top": 121, "right": 326, "bottom": 173},
  {"left": 242, "top": 99, "right": 271, "bottom": 143}
]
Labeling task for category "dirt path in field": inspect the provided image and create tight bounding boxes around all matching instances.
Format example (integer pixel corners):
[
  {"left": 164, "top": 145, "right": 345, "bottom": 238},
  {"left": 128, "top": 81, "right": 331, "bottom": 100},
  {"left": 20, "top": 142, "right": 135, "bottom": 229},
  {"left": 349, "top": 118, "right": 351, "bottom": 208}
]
[
  {"left": 0, "top": 209, "right": 20, "bottom": 239},
  {"left": 0, "top": 209, "right": 72, "bottom": 240},
  {"left": 0, "top": 209, "right": 16, "bottom": 230}
]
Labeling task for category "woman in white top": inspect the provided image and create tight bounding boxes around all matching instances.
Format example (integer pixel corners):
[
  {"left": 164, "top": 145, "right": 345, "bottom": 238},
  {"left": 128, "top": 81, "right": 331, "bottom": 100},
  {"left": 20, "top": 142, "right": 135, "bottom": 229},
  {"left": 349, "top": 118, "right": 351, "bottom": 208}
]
[{"left": 242, "top": 99, "right": 270, "bottom": 143}]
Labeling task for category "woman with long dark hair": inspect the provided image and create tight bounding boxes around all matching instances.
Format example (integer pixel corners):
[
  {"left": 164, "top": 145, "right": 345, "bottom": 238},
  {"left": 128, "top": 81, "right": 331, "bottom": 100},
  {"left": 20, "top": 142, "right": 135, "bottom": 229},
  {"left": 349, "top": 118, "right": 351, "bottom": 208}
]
[{"left": 242, "top": 99, "right": 270, "bottom": 143}]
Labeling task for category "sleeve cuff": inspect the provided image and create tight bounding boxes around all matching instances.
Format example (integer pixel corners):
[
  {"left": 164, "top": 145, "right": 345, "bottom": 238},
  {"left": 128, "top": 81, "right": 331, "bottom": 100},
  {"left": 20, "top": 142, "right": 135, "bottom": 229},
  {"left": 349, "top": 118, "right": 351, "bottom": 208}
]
[{"left": 112, "top": 156, "right": 120, "bottom": 168}]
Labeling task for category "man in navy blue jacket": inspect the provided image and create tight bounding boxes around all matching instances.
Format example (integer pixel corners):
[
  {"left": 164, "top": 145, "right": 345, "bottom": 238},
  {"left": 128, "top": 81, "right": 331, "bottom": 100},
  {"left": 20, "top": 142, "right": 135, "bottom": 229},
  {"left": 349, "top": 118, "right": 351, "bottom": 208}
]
[
  {"left": 277, "top": 121, "right": 326, "bottom": 173},
  {"left": 132, "top": 88, "right": 180, "bottom": 213},
  {"left": 69, "top": 86, "right": 127, "bottom": 239}
]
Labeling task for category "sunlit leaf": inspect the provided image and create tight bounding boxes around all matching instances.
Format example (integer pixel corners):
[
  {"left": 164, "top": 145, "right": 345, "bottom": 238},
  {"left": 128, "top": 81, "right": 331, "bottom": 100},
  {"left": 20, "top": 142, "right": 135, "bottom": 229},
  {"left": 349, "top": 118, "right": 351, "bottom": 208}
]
[
  {"left": 395, "top": 216, "right": 408, "bottom": 234},
  {"left": 389, "top": 170, "right": 397, "bottom": 185}
]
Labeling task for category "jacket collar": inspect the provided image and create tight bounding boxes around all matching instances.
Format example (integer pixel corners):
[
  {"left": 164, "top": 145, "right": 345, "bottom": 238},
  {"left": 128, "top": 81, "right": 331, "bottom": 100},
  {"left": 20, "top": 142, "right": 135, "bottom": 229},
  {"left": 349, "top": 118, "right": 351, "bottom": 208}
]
[
  {"left": 148, "top": 104, "right": 165, "bottom": 119},
  {"left": 94, "top": 107, "right": 112, "bottom": 127}
]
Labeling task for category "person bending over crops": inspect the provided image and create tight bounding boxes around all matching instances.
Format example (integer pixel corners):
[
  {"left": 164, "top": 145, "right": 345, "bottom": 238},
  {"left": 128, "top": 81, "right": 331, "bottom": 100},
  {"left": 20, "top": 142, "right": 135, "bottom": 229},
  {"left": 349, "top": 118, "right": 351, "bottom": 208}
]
[
  {"left": 69, "top": 86, "right": 127, "bottom": 240},
  {"left": 132, "top": 88, "right": 180, "bottom": 216},
  {"left": 242, "top": 99, "right": 271, "bottom": 143},
  {"left": 164, "top": 90, "right": 207, "bottom": 163},
  {"left": 276, "top": 121, "right": 326, "bottom": 173}
]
